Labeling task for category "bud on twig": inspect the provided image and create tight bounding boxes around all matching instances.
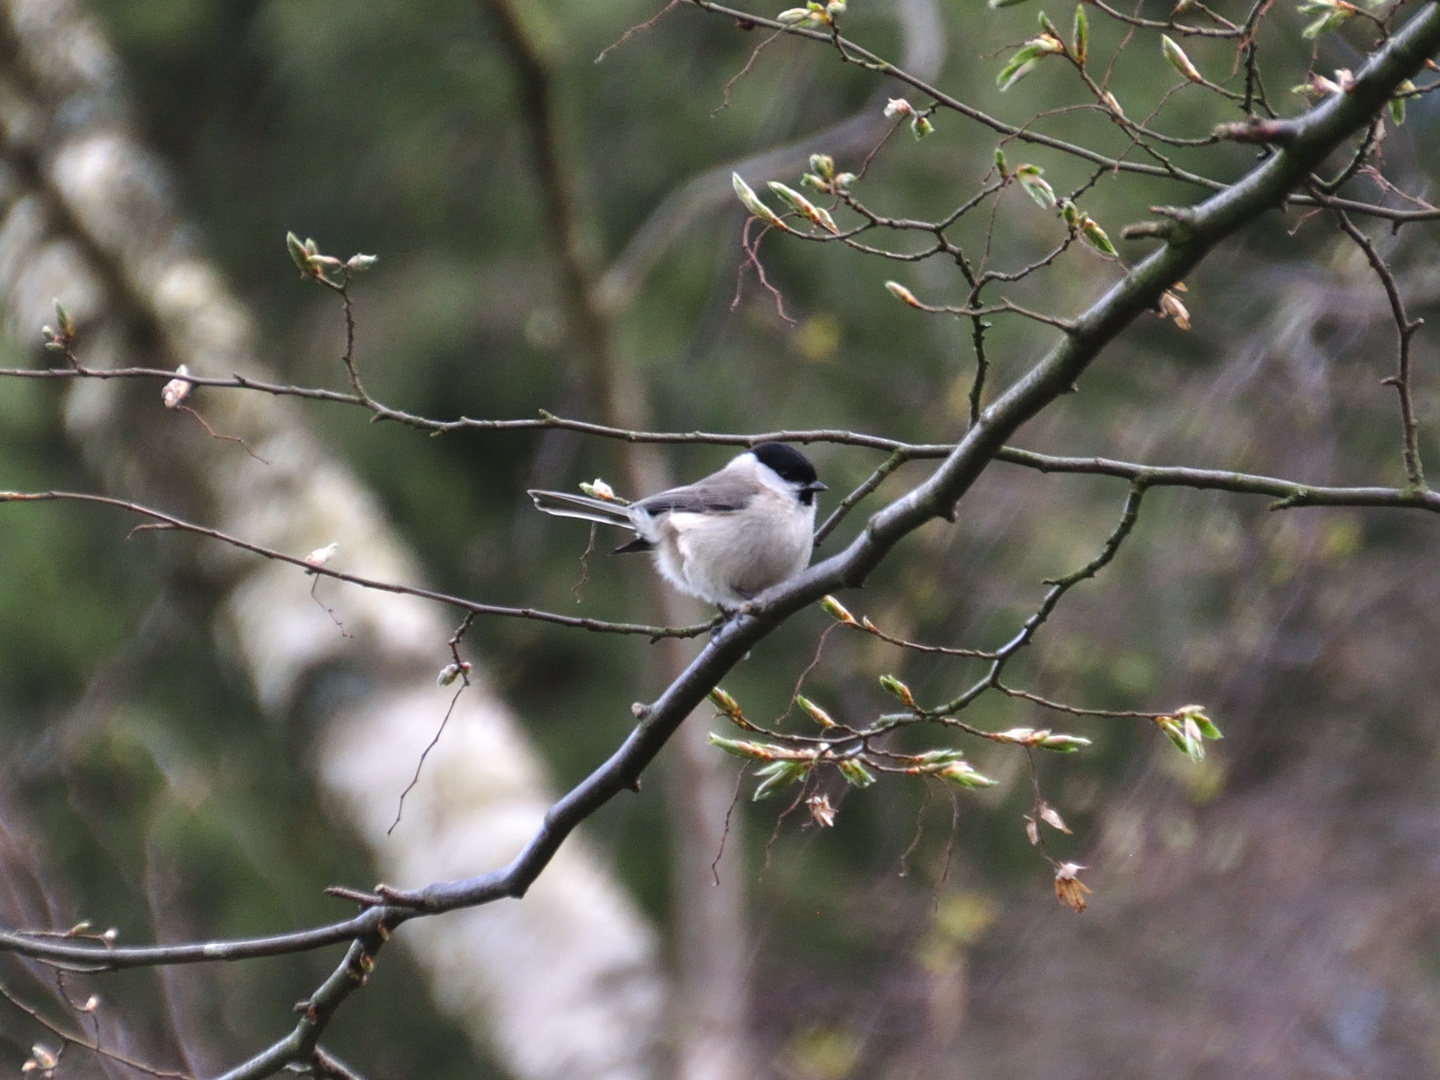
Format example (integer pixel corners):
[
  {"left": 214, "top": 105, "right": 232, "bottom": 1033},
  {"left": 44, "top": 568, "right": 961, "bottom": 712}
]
[
  {"left": 731, "top": 173, "right": 788, "bottom": 229},
  {"left": 796, "top": 695, "right": 837, "bottom": 728},
  {"left": 161, "top": 364, "right": 193, "bottom": 408},
  {"left": 1161, "top": 35, "right": 1203, "bottom": 83},
  {"left": 708, "top": 686, "right": 743, "bottom": 719},
  {"left": 579, "top": 478, "right": 619, "bottom": 501},
  {"left": 1014, "top": 164, "right": 1056, "bottom": 208},
  {"left": 768, "top": 181, "right": 840, "bottom": 233},
  {"left": 937, "top": 760, "right": 997, "bottom": 788},
  {"left": 879, "top": 674, "right": 916, "bottom": 707},
  {"left": 884, "top": 281, "right": 925, "bottom": 308},
  {"left": 304, "top": 542, "right": 339, "bottom": 567},
  {"left": 838, "top": 758, "right": 876, "bottom": 788}
]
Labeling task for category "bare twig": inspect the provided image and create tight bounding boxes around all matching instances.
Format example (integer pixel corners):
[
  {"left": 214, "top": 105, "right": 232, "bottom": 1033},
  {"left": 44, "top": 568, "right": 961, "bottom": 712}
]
[{"left": 0, "top": 490, "right": 714, "bottom": 639}]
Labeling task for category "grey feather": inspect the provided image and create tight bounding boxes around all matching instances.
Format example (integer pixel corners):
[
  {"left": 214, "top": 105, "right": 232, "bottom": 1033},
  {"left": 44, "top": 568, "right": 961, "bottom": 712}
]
[
  {"left": 527, "top": 489, "right": 634, "bottom": 527},
  {"left": 633, "top": 474, "right": 754, "bottom": 516}
]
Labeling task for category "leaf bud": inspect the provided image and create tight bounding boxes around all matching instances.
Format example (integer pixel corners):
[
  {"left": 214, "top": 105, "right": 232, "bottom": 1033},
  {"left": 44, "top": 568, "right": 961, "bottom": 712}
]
[
  {"left": 708, "top": 733, "right": 781, "bottom": 760},
  {"left": 1038, "top": 732, "right": 1092, "bottom": 752},
  {"left": 838, "top": 758, "right": 877, "bottom": 787},
  {"left": 731, "top": 172, "right": 787, "bottom": 229},
  {"left": 53, "top": 299, "right": 74, "bottom": 338},
  {"left": 286, "top": 230, "right": 311, "bottom": 272},
  {"left": 796, "top": 695, "right": 837, "bottom": 728},
  {"left": 708, "top": 686, "right": 743, "bottom": 718},
  {"left": 304, "top": 541, "right": 339, "bottom": 567},
  {"left": 1072, "top": 4, "right": 1087, "bottom": 64},
  {"left": 1080, "top": 215, "right": 1117, "bottom": 255},
  {"left": 161, "top": 364, "right": 193, "bottom": 409},
  {"left": 885, "top": 281, "right": 924, "bottom": 308},
  {"left": 1161, "top": 34, "right": 1203, "bottom": 83},
  {"left": 768, "top": 181, "right": 839, "bottom": 233},
  {"left": 580, "top": 478, "right": 618, "bottom": 500},
  {"left": 879, "top": 674, "right": 916, "bottom": 707},
  {"left": 937, "top": 761, "right": 997, "bottom": 787}
]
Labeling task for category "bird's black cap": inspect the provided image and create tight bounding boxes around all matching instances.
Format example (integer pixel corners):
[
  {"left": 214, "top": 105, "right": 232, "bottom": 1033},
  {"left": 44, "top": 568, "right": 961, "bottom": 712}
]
[{"left": 751, "top": 442, "right": 826, "bottom": 500}]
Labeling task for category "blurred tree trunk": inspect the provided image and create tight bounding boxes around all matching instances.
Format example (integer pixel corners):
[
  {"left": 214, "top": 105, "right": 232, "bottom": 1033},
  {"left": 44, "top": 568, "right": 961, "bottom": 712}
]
[{"left": 0, "top": 3, "right": 667, "bottom": 1078}]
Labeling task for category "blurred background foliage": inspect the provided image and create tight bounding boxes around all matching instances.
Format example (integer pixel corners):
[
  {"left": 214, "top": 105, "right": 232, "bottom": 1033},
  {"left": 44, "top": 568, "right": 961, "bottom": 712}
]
[{"left": 3, "top": 0, "right": 1440, "bottom": 1076}]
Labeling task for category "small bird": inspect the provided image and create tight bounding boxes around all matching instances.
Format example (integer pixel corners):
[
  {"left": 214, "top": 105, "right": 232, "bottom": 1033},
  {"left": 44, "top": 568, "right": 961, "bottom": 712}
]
[{"left": 528, "top": 442, "right": 826, "bottom": 608}]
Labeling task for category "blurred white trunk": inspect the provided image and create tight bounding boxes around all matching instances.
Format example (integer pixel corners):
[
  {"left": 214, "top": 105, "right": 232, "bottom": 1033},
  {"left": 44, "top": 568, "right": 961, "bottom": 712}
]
[{"left": 0, "top": 3, "right": 667, "bottom": 1078}]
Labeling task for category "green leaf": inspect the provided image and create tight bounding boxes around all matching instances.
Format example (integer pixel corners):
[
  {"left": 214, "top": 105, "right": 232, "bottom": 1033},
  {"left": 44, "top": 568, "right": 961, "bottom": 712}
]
[
  {"left": 937, "top": 761, "right": 997, "bottom": 788},
  {"left": 995, "top": 35, "right": 1061, "bottom": 91},
  {"left": 285, "top": 231, "right": 310, "bottom": 271},
  {"left": 996, "top": 51, "right": 1040, "bottom": 91},
  {"left": 753, "top": 759, "right": 812, "bottom": 800},
  {"left": 838, "top": 759, "right": 876, "bottom": 788},
  {"left": 1015, "top": 164, "right": 1056, "bottom": 208},
  {"left": 1158, "top": 718, "right": 1205, "bottom": 762},
  {"left": 1177, "top": 705, "right": 1222, "bottom": 740},
  {"left": 1038, "top": 733, "right": 1093, "bottom": 752},
  {"left": 1080, "top": 215, "right": 1117, "bottom": 256}
]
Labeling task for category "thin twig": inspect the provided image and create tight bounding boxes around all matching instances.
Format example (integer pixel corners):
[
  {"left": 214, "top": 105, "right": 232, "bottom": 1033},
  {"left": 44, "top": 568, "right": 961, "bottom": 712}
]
[{"left": 0, "top": 490, "right": 714, "bottom": 639}]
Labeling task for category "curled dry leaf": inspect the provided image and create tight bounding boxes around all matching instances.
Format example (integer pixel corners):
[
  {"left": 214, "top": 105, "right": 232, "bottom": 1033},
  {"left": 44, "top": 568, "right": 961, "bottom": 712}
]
[
  {"left": 1159, "top": 289, "right": 1191, "bottom": 330},
  {"left": 1054, "top": 861, "right": 1092, "bottom": 912},
  {"left": 807, "top": 793, "right": 837, "bottom": 827},
  {"left": 1039, "top": 802, "right": 1070, "bottom": 833}
]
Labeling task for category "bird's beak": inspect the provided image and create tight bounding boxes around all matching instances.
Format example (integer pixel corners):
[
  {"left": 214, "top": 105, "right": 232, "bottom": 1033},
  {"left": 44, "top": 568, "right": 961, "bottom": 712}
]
[{"left": 806, "top": 481, "right": 828, "bottom": 493}]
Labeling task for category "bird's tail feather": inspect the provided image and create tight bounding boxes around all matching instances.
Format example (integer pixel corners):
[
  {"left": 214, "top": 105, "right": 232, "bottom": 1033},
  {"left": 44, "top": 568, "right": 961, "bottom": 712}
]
[{"left": 527, "top": 489, "right": 634, "bottom": 528}]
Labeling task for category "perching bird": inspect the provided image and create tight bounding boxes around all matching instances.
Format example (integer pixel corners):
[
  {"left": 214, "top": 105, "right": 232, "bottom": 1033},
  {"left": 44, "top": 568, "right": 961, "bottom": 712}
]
[{"left": 528, "top": 442, "right": 826, "bottom": 607}]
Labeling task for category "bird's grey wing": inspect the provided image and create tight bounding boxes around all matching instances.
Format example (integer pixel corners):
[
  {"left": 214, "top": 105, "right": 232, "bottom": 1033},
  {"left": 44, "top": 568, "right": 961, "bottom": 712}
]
[
  {"left": 527, "top": 489, "right": 634, "bottom": 527},
  {"left": 633, "top": 474, "right": 754, "bottom": 515}
]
